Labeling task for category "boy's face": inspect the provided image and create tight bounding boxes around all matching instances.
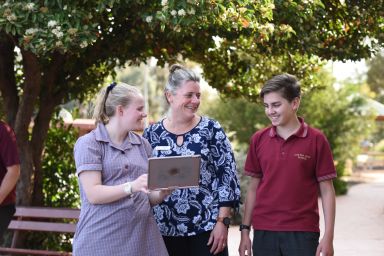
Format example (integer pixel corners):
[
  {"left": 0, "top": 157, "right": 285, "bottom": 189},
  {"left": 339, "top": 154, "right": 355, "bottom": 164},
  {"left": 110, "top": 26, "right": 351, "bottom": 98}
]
[{"left": 263, "top": 91, "right": 300, "bottom": 128}]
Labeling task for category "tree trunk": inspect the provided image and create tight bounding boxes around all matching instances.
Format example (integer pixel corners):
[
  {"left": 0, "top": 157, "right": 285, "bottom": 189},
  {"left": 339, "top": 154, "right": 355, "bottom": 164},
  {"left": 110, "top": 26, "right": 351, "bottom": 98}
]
[
  {"left": 1, "top": 43, "right": 70, "bottom": 207},
  {"left": 14, "top": 50, "right": 42, "bottom": 206},
  {"left": 31, "top": 52, "right": 65, "bottom": 205},
  {"left": 31, "top": 100, "right": 56, "bottom": 206}
]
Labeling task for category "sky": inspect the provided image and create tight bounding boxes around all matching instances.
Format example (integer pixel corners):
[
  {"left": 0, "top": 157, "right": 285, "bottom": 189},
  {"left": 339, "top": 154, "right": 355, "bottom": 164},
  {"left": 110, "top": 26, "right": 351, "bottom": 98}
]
[{"left": 327, "top": 60, "right": 368, "bottom": 82}]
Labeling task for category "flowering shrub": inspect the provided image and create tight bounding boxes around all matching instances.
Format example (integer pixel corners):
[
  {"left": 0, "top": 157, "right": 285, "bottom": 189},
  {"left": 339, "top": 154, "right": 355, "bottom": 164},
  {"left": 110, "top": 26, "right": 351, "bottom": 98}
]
[
  {"left": 0, "top": 1, "right": 100, "bottom": 55},
  {"left": 0, "top": 1, "right": 284, "bottom": 57}
]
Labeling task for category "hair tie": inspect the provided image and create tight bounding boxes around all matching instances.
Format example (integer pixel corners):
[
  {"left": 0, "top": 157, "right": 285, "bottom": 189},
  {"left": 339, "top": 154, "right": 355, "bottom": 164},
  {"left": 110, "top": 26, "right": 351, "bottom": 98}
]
[
  {"left": 106, "top": 82, "right": 117, "bottom": 94},
  {"left": 104, "top": 82, "right": 117, "bottom": 114}
]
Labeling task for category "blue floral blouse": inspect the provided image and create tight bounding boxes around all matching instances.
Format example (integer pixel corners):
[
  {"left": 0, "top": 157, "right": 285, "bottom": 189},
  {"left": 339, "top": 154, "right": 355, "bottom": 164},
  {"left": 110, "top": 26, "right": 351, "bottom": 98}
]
[{"left": 143, "top": 116, "right": 241, "bottom": 236}]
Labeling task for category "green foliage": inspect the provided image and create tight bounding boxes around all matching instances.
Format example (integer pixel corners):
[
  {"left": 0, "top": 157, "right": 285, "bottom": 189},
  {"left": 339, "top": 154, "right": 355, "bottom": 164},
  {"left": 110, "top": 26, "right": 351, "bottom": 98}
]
[
  {"left": 371, "top": 121, "right": 384, "bottom": 150},
  {"left": 25, "top": 112, "right": 79, "bottom": 252},
  {"left": 299, "top": 76, "right": 376, "bottom": 195},
  {"left": 367, "top": 52, "right": 384, "bottom": 100},
  {"left": 365, "top": 52, "right": 384, "bottom": 149},
  {"left": 1, "top": 0, "right": 383, "bottom": 149},
  {"left": 204, "top": 96, "right": 269, "bottom": 148},
  {"left": 199, "top": 1, "right": 384, "bottom": 98},
  {"left": 0, "top": 1, "right": 99, "bottom": 55},
  {"left": 0, "top": 1, "right": 383, "bottom": 97},
  {"left": 373, "top": 138, "right": 384, "bottom": 152},
  {"left": 300, "top": 82, "right": 376, "bottom": 167},
  {"left": 24, "top": 232, "right": 73, "bottom": 253},
  {"left": 232, "top": 148, "right": 248, "bottom": 225},
  {"left": 333, "top": 162, "right": 348, "bottom": 195},
  {"left": 41, "top": 113, "right": 79, "bottom": 208},
  {"left": 202, "top": 46, "right": 326, "bottom": 100}
]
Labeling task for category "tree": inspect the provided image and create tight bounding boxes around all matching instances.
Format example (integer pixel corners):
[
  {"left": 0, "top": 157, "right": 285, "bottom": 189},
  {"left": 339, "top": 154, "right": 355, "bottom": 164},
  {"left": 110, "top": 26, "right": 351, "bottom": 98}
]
[
  {"left": 0, "top": 0, "right": 383, "bottom": 206},
  {"left": 203, "top": 96, "right": 268, "bottom": 146},
  {"left": 366, "top": 51, "right": 384, "bottom": 101}
]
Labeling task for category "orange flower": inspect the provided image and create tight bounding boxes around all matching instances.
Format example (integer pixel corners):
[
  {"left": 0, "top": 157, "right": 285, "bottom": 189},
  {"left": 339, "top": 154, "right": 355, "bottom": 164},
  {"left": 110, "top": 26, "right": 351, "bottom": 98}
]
[{"left": 241, "top": 18, "right": 250, "bottom": 28}]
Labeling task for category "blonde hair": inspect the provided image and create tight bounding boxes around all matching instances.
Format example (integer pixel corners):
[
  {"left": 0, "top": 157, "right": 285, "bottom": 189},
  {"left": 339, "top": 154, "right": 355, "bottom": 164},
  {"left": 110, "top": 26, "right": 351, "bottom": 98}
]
[{"left": 93, "top": 82, "right": 141, "bottom": 124}]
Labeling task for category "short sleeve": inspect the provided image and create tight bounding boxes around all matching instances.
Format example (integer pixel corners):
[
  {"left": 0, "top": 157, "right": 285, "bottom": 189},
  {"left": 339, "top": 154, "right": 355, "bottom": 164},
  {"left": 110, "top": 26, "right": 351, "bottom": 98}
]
[
  {"left": 74, "top": 133, "right": 103, "bottom": 176},
  {"left": 244, "top": 133, "right": 263, "bottom": 178},
  {"left": 142, "top": 137, "right": 153, "bottom": 158},
  {"left": 315, "top": 133, "right": 337, "bottom": 181}
]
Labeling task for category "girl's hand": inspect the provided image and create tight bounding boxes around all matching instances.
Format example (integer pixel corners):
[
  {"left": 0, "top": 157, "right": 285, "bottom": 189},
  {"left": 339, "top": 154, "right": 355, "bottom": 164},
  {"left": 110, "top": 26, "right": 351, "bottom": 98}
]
[{"left": 131, "top": 174, "right": 149, "bottom": 193}]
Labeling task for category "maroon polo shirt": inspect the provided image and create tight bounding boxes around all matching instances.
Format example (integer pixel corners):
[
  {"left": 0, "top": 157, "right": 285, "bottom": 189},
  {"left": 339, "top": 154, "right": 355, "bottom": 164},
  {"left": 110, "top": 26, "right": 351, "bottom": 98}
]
[
  {"left": 0, "top": 121, "right": 20, "bottom": 205},
  {"left": 244, "top": 117, "right": 336, "bottom": 232}
]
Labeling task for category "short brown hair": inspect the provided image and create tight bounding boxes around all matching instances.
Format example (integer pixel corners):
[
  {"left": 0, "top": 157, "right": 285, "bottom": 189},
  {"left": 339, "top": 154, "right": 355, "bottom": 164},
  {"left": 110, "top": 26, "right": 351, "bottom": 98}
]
[{"left": 260, "top": 74, "right": 301, "bottom": 102}]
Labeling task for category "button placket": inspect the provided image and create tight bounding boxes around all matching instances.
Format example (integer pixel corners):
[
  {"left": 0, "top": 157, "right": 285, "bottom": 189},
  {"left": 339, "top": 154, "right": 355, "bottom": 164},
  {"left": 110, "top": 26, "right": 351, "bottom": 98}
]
[{"left": 281, "top": 141, "right": 287, "bottom": 159}]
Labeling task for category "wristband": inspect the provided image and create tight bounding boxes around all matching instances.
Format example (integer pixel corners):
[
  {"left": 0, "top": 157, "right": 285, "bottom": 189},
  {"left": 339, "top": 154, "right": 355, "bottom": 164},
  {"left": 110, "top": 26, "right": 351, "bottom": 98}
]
[
  {"left": 123, "top": 182, "right": 132, "bottom": 195},
  {"left": 239, "top": 224, "right": 251, "bottom": 231}
]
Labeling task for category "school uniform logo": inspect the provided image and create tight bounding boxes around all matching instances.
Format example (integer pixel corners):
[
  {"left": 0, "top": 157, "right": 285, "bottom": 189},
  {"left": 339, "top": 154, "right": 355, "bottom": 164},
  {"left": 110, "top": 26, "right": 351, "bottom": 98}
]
[{"left": 294, "top": 153, "right": 311, "bottom": 160}]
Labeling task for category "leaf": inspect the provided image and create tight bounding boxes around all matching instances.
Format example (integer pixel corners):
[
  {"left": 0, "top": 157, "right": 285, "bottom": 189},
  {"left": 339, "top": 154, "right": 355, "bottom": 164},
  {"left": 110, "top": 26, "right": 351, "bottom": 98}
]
[{"left": 57, "top": 0, "right": 63, "bottom": 9}]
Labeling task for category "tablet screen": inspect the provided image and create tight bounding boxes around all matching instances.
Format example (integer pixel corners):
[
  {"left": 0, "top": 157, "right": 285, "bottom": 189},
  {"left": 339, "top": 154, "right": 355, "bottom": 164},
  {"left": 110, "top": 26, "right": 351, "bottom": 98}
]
[{"left": 148, "top": 155, "right": 201, "bottom": 190}]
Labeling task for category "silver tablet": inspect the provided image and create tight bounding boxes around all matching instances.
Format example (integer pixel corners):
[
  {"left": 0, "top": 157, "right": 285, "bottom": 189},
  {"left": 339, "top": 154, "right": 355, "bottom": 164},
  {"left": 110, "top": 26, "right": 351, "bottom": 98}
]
[{"left": 148, "top": 155, "right": 201, "bottom": 190}]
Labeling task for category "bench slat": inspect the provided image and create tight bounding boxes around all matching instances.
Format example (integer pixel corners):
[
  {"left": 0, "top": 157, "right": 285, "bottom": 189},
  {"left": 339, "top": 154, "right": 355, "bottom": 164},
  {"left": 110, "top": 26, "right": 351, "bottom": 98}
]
[
  {"left": 4, "top": 206, "right": 78, "bottom": 254},
  {"left": 8, "top": 220, "right": 76, "bottom": 233},
  {"left": 0, "top": 247, "right": 72, "bottom": 256},
  {"left": 14, "top": 207, "right": 80, "bottom": 219}
]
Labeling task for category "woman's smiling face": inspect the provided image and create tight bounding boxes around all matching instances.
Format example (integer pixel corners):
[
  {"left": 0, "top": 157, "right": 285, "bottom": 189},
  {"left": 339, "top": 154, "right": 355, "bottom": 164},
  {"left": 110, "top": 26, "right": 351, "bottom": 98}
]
[{"left": 167, "top": 80, "right": 201, "bottom": 119}]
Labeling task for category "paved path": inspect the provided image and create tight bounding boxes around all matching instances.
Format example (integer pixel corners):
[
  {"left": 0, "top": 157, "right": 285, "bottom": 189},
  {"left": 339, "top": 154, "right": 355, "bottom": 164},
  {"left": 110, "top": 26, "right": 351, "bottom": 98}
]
[{"left": 227, "top": 170, "right": 384, "bottom": 256}]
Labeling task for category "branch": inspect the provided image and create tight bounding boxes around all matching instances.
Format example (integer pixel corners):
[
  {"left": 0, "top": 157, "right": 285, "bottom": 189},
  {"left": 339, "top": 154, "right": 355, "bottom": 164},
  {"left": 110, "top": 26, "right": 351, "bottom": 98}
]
[
  {"left": 15, "top": 50, "right": 41, "bottom": 142},
  {"left": 31, "top": 51, "right": 66, "bottom": 157}
]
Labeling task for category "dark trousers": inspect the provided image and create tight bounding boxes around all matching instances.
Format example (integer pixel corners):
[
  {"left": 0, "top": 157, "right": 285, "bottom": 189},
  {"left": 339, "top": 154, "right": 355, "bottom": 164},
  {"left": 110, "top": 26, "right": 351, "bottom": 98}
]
[
  {"left": 0, "top": 204, "right": 16, "bottom": 243},
  {"left": 252, "top": 230, "right": 320, "bottom": 256},
  {"left": 163, "top": 231, "right": 229, "bottom": 256}
]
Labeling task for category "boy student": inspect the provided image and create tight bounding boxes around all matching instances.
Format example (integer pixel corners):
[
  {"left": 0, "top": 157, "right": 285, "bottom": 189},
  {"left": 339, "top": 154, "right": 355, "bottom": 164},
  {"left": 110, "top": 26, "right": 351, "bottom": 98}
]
[{"left": 239, "top": 74, "right": 336, "bottom": 256}]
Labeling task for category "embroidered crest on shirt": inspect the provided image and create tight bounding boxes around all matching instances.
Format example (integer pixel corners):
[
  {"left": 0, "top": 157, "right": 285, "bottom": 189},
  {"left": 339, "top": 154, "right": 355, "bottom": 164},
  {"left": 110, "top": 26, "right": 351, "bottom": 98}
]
[{"left": 294, "top": 153, "right": 311, "bottom": 160}]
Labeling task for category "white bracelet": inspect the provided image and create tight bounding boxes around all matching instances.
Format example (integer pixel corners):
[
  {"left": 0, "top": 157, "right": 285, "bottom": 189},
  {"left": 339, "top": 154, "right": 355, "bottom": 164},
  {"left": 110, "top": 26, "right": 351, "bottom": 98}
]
[{"left": 123, "top": 182, "right": 132, "bottom": 195}]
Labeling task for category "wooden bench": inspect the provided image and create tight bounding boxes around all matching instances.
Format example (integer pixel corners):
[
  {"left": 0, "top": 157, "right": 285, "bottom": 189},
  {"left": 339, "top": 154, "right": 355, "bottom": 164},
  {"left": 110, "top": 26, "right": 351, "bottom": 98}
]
[{"left": 0, "top": 206, "right": 80, "bottom": 256}]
